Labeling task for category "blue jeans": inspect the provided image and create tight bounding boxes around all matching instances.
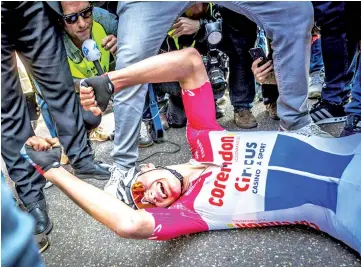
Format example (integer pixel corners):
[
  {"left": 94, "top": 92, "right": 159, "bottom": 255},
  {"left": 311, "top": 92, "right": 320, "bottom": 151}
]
[
  {"left": 113, "top": 1, "right": 314, "bottom": 170},
  {"left": 312, "top": 1, "right": 358, "bottom": 105},
  {"left": 1, "top": 176, "right": 44, "bottom": 267},
  {"left": 310, "top": 38, "right": 324, "bottom": 73},
  {"left": 345, "top": 51, "right": 361, "bottom": 116}
]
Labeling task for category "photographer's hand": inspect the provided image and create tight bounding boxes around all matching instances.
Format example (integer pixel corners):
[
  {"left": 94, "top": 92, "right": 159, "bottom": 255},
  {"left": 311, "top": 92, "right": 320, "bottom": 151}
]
[
  {"left": 171, "top": 17, "right": 200, "bottom": 38},
  {"left": 252, "top": 58, "right": 274, "bottom": 84}
]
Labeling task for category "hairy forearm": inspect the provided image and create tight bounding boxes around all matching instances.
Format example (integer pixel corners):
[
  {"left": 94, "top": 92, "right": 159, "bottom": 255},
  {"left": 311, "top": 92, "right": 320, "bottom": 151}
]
[{"left": 44, "top": 167, "right": 154, "bottom": 239}]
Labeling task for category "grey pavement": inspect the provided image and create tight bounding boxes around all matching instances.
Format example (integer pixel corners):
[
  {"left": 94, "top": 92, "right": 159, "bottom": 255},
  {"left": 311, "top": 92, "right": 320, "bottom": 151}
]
[{"left": 36, "top": 97, "right": 361, "bottom": 267}]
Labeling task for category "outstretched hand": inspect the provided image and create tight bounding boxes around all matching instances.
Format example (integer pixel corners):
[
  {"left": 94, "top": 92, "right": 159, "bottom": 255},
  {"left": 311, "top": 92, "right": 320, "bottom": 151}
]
[{"left": 21, "top": 136, "right": 62, "bottom": 176}]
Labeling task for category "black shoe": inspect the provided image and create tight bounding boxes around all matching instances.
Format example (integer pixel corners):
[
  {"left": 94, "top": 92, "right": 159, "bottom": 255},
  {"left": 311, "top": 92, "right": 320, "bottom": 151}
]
[
  {"left": 340, "top": 115, "right": 361, "bottom": 137},
  {"left": 310, "top": 100, "right": 347, "bottom": 125},
  {"left": 215, "top": 103, "right": 225, "bottom": 119},
  {"left": 26, "top": 199, "right": 53, "bottom": 235},
  {"left": 74, "top": 161, "right": 111, "bottom": 180}
]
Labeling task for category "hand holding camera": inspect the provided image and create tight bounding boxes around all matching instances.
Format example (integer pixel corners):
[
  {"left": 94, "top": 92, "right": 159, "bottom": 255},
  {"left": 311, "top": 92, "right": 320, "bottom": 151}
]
[{"left": 171, "top": 17, "right": 200, "bottom": 38}]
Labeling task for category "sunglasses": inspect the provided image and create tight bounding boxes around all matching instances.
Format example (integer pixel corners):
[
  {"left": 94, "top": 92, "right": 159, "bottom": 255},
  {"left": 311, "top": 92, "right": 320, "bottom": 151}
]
[{"left": 62, "top": 6, "right": 93, "bottom": 25}]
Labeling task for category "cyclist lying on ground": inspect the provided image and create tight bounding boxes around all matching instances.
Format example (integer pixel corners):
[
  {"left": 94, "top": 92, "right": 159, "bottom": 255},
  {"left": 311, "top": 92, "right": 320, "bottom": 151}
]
[{"left": 22, "top": 48, "right": 361, "bottom": 255}]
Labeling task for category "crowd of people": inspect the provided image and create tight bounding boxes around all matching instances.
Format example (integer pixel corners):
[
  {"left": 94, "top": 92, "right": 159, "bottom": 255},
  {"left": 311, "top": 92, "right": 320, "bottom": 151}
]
[{"left": 1, "top": 1, "right": 360, "bottom": 265}]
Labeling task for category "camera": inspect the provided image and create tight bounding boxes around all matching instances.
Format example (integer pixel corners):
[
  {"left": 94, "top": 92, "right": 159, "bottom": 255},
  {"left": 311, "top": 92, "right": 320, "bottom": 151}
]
[
  {"left": 202, "top": 18, "right": 229, "bottom": 94},
  {"left": 202, "top": 49, "right": 229, "bottom": 93}
]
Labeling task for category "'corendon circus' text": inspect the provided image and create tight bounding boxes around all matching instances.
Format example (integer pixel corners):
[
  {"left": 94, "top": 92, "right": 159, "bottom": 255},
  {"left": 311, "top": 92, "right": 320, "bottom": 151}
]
[
  {"left": 209, "top": 136, "right": 234, "bottom": 207},
  {"left": 208, "top": 136, "right": 259, "bottom": 207}
]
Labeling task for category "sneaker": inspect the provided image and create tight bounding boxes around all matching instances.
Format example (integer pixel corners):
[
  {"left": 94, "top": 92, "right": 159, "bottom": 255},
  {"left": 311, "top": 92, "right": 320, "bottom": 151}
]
[
  {"left": 74, "top": 161, "right": 111, "bottom": 180},
  {"left": 215, "top": 103, "right": 225, "bottom": 119},
  {"left": 265, "top": 102, "right": 279, "bottom": 120},
  {"left": 139, "top": 120, "right": 154, "bottom": 148},
  {"left": 310, "top": 100, "right": 347, "bottom": 125},
  {"left": 280, "top": 122, "right": 333, "bottom": 138},
  {"left": 104, "top": 166, "right": 126, "bottom": 197},
  {"left": 308, "top": 70, "right": 324, "bottom": 99},
  {"left": 340, "top": 115, "right": 361, "bottom": 137},
  {"left": 234, "top": 109, "right": 258, "bottom": 129},
  {"left": 89, "top": 127, "right": 110, "bottom": 142}
]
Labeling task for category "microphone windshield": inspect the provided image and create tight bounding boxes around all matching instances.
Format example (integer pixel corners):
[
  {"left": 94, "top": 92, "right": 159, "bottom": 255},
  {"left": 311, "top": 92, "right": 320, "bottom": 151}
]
[{"left": 82, "top": 39, "right": 101, "bottom": 61}]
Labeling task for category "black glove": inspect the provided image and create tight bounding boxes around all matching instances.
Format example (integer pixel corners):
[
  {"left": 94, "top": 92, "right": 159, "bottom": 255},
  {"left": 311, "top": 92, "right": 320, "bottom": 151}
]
[
  {"left": 80, "top": 75, "right": 114, "bottom": 112},
  {"left": 20, "top": 144, "right": 61, "bottom": 176}
]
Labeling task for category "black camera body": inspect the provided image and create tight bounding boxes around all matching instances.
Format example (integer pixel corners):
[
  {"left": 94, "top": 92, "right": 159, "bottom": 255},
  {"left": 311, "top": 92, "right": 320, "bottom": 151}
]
[
  {"left": 202, "top": 48, "right": 229, "bottom": 93},
  {"left": 201, "top": 17, "right": 229, "bottom": 94}
]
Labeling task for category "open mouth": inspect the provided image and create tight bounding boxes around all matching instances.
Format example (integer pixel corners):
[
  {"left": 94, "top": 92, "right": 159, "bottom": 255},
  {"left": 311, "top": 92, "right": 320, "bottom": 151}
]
[{"left": 157, "top": 182, "right": 167, "bottom": 199}]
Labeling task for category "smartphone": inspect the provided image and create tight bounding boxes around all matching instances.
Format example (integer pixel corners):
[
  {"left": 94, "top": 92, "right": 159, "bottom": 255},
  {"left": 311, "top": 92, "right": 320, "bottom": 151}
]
[{"left": 249, "top": 47, "right": 269, "bottom": 67}]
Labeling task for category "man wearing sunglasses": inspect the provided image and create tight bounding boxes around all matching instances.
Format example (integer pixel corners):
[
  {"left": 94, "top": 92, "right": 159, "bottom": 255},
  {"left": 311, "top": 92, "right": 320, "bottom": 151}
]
[
  {"left": 58, "top": 1, "right": 153, "bottom": 147},
  {"left": 60, "top": 2, "right": 116, "bottom": 142}
]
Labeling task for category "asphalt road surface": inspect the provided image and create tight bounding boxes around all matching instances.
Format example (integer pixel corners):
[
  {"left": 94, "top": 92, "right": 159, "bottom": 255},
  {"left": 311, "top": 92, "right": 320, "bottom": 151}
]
[{"left": 36, "top": 97, "right": 361, "bottom": 267}]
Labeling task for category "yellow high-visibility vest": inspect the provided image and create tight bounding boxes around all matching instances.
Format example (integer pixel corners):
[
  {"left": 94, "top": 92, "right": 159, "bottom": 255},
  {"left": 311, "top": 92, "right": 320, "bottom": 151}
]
[{"left": 67, "top": 21, "right": 110, "bottom": 79}]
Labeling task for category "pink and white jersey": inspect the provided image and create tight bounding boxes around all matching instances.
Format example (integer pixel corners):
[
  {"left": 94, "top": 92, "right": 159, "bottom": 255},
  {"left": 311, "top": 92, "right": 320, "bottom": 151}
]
[{"left": 145, "top": 83, "right": 361, "bottom": 255}]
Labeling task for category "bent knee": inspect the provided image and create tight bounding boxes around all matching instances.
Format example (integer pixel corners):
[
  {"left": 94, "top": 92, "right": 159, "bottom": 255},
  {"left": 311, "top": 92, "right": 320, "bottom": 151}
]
[{"left": 182, "top": 48, "right": 204, "bottom": 70}]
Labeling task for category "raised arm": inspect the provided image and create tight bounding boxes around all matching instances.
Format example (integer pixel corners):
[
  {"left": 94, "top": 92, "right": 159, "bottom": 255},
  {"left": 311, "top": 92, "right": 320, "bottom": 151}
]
[
  {"left": 21, "top": 137, "right": 154, "bottom": 240},
  {"left": 80, "top": 48, "right": 209, "bottom": 115}
]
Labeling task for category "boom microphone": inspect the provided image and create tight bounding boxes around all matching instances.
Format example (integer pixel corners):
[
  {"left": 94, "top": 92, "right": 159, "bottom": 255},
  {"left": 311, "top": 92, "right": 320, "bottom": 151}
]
[{"left": 82, "top": 39, "right": 103, "bottom": 75}]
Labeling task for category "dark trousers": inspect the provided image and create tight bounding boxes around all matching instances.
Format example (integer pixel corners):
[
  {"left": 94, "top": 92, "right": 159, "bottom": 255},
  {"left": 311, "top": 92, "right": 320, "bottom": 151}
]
[
  {"left": 220, "top": 7, "right": 257, "bottom": 111},
  {"left": 1, "top": 2, "right": 92, "bottom": 205},
  {"left": 312, "top": 1, "right": 359, "bottom": 105},
  {"left": 310, "top": 38, "right": 324, "bottom": 73}
]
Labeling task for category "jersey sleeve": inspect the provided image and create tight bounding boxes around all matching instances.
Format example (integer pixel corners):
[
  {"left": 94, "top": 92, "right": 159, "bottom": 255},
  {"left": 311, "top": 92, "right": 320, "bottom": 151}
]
[
  {"left": 145, "top": 207, "right": 209, "bottom": 241},
  {"left": 181, "top": 82, "right": 224, "bottom": 131},
  {"left": 182, "top": 82, "right": 224, "bottom": 162}
]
